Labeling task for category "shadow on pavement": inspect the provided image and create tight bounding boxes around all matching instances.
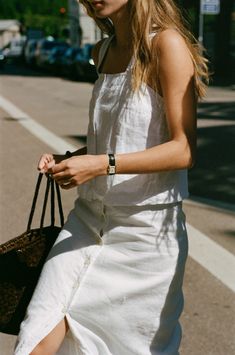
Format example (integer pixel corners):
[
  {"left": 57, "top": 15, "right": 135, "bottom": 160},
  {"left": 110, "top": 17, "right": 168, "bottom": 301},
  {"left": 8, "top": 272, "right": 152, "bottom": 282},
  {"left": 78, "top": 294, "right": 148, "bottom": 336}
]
[
  {"left": 68, "top": 135, "right": 87, "bottom": 145},
  {"left": 224, "top": 230, "right": 235, "bottom": 238},
  {"left": 0, "top": 61, "right": 55, "bottom": 78},
  {"left": 0, "top": 61, "right": 96, "bottom": 83},
  {"left": 197, "top": 102, "right": 235, "bottom": 120},
  {"left": 189, "top": 100, "right": 235, "bottom": 205}
]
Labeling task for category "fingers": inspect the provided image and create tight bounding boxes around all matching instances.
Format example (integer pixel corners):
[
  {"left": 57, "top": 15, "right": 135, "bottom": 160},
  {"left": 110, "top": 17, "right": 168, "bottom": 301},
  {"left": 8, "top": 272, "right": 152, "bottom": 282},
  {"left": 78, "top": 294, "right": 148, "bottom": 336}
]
[
  {"left": 37, "top": 154, "right": 70, "bottom": 177},
  {"left": 48, "top": 162, "right": 74, "bottom": 187},
  {"left": 53, "top": 174, "right": 73, "bottom": 184},
  {"left": 37, "top": 153, "right": 54, "bottom": 173},
  {"left": 48, "top": 161, "right": 67, "bottom": 175},
  {"left": 37, "top": 155, "right": 79, "bottom": 190},
  {"left": 60, "top": 182, "right": 77, "bottom": 190},
  {"left": 46, "top": 160, "right": 56, "bottom": 170},
  {"left": 53, "top": 175, "right": 72, "bottom": 185}
]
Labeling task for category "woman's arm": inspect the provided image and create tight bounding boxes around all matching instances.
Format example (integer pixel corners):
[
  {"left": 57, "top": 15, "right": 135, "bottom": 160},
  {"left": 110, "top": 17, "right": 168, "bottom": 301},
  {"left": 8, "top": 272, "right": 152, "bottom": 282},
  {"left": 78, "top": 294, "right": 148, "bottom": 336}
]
[
  {"left": 115, "top": 29, "right": 197, "bottom": 174},
  {"left": 49, "top": 30, "right": 197, "bottom": 189}
]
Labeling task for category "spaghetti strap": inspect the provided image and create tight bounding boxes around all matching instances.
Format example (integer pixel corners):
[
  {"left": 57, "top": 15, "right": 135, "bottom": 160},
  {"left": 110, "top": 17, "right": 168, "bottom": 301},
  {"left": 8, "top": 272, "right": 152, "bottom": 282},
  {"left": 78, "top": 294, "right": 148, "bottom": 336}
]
[
  {"left": 97, "top": 35, "right": 114, "bottom": 73},
  {"left": 97, "top": 32, "right": 157, "bottom": 74}
]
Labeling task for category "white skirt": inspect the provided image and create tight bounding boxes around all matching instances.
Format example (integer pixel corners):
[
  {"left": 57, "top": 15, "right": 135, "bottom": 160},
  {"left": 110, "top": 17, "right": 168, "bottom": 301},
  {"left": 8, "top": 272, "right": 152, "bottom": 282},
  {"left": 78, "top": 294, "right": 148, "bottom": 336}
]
[{"left": 14, "top": 198, "right": 188, "bottom": 355}]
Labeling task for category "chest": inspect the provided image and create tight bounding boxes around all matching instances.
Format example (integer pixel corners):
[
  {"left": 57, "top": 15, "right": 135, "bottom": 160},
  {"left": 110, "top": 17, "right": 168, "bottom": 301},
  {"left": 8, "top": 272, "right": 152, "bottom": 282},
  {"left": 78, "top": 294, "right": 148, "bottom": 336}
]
[
  {"left": 92, "top": 75, "right": 155, "bottom": 115},
  {"left": 99, "top": 45, "right": 133, "bottom": 75},
  {"left": 91, "top": 75, "right": 166, "bottom": 139}
]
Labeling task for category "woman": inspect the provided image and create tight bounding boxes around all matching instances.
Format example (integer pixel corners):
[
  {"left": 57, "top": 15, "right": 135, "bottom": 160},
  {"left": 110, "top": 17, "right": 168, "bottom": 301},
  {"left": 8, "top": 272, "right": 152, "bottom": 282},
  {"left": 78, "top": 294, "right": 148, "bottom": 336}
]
[{"left": 14, "top": 0, "right": 208, "bottom": 354}]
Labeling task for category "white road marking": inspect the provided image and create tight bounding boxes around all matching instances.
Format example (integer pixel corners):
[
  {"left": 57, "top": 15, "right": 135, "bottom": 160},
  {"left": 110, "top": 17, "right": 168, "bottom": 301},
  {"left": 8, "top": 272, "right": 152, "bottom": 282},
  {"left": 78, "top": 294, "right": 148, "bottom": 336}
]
[
  {"left": 187, "top": 224, "right": 235, "bottom": 293},
  {"left": 0, "top": 94, "right": 77, "bottom": 153},
  {"left": 1, "top": 94, "right": 235, "bottom": 293}
]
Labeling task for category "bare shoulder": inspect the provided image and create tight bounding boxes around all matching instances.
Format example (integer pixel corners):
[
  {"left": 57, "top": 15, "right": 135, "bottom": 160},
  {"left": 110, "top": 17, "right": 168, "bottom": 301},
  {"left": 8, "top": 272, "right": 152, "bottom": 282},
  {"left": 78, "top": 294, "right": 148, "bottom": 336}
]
[
  {"left": 91, "top": 38, "right": 107, "bottom": 67},
  {"left": 152, "top": 28, "right": 194, "bottom": 75},
  {"left": 153, "top": 28, "right": 187, "bottom": 48}
]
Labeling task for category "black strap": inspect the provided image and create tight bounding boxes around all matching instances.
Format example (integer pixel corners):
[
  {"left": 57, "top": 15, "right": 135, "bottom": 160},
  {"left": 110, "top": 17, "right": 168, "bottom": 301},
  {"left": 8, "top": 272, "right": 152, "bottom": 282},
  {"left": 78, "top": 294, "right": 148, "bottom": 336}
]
[
  {"left": 55, "top": 181, "right": 64, "bottom": 226},
  {"left": 27, "top": 173, "right": 43, "bottom": 231},
  {"left": 51, "top": 176, "right": 55, "bottom": 227},
  {"left": 27, "top": 173, "right": 64, "bottom": 232},
  {"left": 39, "top": 175, "right": 51, "bottom": 229}
]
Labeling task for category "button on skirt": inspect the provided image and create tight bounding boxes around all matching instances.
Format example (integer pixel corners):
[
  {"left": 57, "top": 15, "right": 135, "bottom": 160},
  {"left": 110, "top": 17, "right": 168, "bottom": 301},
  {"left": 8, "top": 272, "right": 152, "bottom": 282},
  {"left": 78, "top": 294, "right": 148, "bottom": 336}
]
[{"left": 14, "top": 198, "right": 188, "bottom": 355}]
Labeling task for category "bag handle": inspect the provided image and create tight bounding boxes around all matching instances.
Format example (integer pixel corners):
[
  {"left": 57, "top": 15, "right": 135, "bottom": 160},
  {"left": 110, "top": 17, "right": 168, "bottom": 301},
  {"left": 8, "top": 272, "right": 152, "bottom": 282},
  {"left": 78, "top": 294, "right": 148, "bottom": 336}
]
[
  {"left": 51, "top": 175, "right": 55, "bottom": 227},
  {"left": 27, "top": 173, "right": 64, "bottom": 232},
  {"left": 48, "top": 176, "right": 64, "bottom": 227},
  {"left": 55, "top": 179, "right": 64, "bottom": 226},
  {"left": 39, "top": 175, "right": 51, "bottom": 230},
  {"left": 27, "top": 173, "right": 43, "bottom": 231}
]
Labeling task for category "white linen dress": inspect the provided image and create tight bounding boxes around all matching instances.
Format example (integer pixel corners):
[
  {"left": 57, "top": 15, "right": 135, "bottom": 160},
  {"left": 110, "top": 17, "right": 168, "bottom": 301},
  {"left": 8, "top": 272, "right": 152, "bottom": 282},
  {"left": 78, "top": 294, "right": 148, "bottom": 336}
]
[{"left": 14, "top": 35, "right": 189, "bottom": 355}]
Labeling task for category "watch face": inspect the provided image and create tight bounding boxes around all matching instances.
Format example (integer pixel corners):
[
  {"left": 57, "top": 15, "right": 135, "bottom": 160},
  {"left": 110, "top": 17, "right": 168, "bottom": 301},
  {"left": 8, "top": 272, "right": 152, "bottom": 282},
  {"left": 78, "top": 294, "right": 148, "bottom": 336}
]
[{"left": 109, "top": 166, "right": 116, "bottom": 175}]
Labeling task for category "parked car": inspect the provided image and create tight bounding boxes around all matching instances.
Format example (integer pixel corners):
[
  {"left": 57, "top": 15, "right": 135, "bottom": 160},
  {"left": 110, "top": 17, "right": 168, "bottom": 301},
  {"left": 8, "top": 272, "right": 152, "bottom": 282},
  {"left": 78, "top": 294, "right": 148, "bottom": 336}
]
[
  {"left": 0, "top": 49, "right": 6, "bottom": 68},
  {"left": 74, "top": 44, "right": 98, "bottom": 82},
  {"left": 60, "top": 47, "right": 83, "bottom": 77},
  {"left": 3, "top": 37, "right": 26, "bottom": 61},
  {"left": 35, "top": 38, "right": 69, "bottom": 68},
  {"left": 47, "top": 46, "right": 70, "bottom": 73},
  {"left": 24, "top": 39, "right": 38, "bottom": 66}
]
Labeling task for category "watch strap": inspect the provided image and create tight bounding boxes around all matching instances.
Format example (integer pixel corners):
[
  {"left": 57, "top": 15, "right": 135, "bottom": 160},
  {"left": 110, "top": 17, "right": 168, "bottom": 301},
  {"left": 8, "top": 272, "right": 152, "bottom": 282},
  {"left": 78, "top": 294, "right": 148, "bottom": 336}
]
[
  {"left": 66, "top": 150, "right": 73, "bottom": 158},
  {"left": 107, "top": 154, "right": 116, "bottom": 175}
]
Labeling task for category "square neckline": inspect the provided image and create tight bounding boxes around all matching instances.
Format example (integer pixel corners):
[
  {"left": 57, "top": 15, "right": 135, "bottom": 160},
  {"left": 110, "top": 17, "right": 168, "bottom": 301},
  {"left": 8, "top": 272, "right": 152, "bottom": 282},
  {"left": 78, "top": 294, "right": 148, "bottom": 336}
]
[
  {"left": 97, "top": 35, "right": 164, "bottom": 101},
  {"left": 98, "top": 35, "right": 133, "bottom": 76}
]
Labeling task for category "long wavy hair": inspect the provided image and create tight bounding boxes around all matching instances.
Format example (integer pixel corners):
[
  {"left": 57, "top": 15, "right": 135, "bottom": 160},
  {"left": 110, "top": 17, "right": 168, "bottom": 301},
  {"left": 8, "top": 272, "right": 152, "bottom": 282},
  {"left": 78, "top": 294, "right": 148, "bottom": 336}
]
[{"left": 79, "top": 0, "right": 209, "bottom": 99}]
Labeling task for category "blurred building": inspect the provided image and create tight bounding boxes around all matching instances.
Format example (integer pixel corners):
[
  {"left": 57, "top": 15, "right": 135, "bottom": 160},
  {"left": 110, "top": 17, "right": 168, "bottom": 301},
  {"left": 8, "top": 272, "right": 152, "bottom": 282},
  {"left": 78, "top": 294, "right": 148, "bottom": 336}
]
[
  {"left": 0, "top": 20, "right": 21, "bottom": 48},
  {"left": 68, "top": 0, "right": 102, "bottom": 47},
  {"left": 79, "top": 5, "right": 102, "bottom": 44}
]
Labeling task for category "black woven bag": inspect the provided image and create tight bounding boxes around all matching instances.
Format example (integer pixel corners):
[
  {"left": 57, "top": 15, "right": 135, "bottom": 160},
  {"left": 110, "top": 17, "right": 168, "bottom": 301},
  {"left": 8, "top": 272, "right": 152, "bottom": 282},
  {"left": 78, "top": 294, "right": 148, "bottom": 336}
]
[{"left": 0, "top": 173, "right": 64, "bottom": 335}]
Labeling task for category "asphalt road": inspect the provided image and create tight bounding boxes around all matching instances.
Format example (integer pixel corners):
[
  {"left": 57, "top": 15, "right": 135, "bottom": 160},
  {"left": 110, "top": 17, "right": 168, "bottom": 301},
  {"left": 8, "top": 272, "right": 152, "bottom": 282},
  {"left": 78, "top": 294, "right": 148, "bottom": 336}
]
[{"left": 0, "top": 63, "right": 234, "bottom": 355}]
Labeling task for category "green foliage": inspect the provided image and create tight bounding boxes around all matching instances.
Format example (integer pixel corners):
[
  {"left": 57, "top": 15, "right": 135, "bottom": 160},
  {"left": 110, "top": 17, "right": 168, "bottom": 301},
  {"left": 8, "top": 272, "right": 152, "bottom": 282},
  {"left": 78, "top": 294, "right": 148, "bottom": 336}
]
[{"left": 0, "top": 0, "right": 68, "bottom": 37}]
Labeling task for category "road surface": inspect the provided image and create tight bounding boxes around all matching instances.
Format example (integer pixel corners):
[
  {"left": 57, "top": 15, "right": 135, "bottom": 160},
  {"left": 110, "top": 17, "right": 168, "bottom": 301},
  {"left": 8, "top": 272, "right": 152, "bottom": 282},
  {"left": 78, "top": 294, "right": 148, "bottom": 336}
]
[{"left": 0, "top": 63, "right": 234, "bottom": 355}]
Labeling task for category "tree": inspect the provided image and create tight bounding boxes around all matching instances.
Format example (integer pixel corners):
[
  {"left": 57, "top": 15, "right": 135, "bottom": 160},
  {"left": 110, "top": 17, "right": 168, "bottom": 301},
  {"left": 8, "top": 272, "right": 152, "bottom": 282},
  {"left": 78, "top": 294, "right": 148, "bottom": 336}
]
[{"left": 0, "top": 0, "right": 68, "bottom": 38}]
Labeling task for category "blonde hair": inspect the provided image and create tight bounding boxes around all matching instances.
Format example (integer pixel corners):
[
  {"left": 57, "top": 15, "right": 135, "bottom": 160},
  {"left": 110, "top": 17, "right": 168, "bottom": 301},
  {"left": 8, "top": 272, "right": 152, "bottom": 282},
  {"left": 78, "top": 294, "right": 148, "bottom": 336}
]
[{"left": 79, "top": 0, "right": 209, "bottom": 99}]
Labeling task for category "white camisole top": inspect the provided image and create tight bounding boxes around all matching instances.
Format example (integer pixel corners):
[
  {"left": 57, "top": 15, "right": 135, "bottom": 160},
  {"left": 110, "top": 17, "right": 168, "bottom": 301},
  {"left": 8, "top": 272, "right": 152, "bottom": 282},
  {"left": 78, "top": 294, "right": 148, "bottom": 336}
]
[{"left": 78, "top": 35, "right": 188, "bottom": 205}]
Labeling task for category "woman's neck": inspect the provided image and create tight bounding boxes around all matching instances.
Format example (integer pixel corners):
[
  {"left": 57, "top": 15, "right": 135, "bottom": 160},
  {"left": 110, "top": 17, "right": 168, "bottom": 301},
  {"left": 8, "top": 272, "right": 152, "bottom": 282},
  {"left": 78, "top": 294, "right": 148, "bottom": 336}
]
[{"left": 109, "top": 7, "right": 133, "bottom": 49}]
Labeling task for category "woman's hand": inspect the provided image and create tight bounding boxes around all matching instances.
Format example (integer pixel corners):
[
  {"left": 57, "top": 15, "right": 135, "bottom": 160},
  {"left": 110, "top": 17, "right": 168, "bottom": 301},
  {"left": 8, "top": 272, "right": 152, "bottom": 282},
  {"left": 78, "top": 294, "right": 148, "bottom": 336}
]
[
  {"left": 48, "top": 154, "right": 108, "bottom": 189},
  {"left": 37, "top": 153, "right": 66, "bottom": 174}
]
